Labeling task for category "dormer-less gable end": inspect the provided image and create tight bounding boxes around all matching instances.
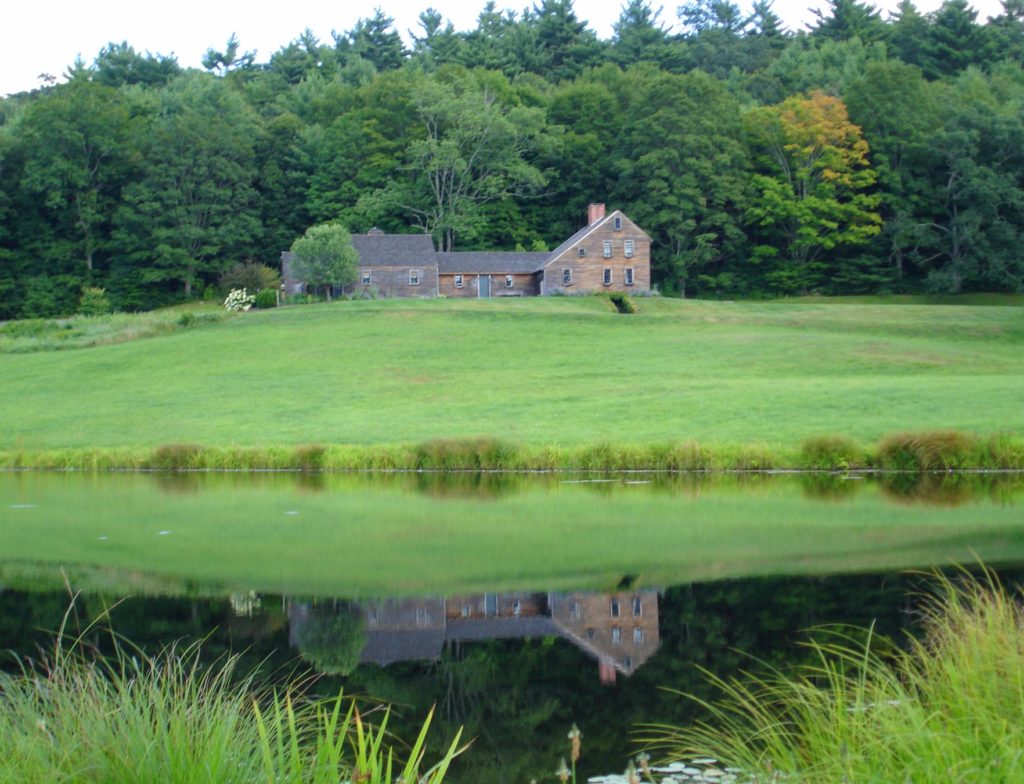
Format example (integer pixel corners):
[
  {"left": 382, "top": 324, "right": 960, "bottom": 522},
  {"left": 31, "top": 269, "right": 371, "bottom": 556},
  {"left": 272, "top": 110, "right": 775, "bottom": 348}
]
[{"left": 541, "top": 209, "right": 651, "bottom": 294}]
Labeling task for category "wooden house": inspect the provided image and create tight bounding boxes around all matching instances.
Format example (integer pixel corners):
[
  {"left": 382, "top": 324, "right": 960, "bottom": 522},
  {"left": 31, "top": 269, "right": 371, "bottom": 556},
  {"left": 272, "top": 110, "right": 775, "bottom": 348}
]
[
  {"left": 282, "top": 230, "right": 438, "bottom": 299},
  {"left": 281, "top": 204, "right": 651, "bottom": 299},
  {"left": 288, "top": 588, "right": 660, "bottom": 682}
]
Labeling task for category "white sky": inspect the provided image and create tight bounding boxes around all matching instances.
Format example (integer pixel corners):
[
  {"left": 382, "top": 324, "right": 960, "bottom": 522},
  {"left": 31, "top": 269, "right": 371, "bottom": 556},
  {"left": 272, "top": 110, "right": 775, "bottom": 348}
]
[{"left": 1, "top": 0, "right": 1007, "bottom": 97}]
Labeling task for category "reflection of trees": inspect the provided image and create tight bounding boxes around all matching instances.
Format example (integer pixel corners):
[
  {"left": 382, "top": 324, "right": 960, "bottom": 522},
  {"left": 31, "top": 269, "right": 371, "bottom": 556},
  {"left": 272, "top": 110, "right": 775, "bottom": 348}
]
[
  {"left": 293, "top": 605, "right": 367, "bottom": 676},
  {"left": 6, "top": 568, "right": 1024, "bottom": 781}
]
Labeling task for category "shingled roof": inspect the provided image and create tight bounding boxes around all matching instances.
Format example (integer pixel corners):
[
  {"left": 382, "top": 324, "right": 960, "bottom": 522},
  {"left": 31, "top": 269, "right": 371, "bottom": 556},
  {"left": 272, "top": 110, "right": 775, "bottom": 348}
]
[
  {"left": 445, "top": 617, "right": 560, "bottom": 640},
  {"left": 350, "top": 233, "right": 437, "bottom": 266},
  {"left": 437, "top": 251, "right": 550, "bottom": 274},
  {"left": 545, "top": 210, "right": 622, "bottom": 263},
  {"left": 359, "top": 629, "right": 445, "bottom": 667}
]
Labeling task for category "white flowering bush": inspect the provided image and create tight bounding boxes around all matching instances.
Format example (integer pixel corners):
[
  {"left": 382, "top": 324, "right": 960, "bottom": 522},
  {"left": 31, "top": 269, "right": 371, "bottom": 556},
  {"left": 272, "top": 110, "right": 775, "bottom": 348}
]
[{"left": 223, "top": 288, "right": 255, "bottom": 312}]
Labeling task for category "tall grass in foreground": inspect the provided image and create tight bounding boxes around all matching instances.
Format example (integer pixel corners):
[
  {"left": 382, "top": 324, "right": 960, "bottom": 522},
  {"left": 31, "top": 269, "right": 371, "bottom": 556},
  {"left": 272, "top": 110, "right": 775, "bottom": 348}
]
[
  {"left": 640, "top": 569, "right": 1024, "bottom": 783},
  {"left": 0, "top": 636, "right": 462, "bottom": 783}
]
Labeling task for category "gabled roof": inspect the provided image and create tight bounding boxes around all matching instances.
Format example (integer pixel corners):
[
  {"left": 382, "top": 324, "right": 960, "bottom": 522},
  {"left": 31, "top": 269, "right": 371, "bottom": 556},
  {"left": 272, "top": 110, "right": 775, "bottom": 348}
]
[
  {"left": 359, "top": 629, "right": 445, "bottom": 666},
  {"left": 350, "top": 233, "right": 437, "bottom": 266},
  {"left": 437, "top": 251, "right": 549, "bottom": 275},
  {"left": 547, "top": 222, "right": 599, "bottom": 263},
  {"left": 445, "top": 617, "right": 560, "bottom": 640},
  {"left": 544, "top": 210, "right": 650, "bottom": 270}
]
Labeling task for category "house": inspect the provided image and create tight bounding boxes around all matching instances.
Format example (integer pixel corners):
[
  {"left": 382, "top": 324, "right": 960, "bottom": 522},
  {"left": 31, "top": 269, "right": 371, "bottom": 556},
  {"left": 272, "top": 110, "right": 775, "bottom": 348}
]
[
  {"left": 282, "top": 229, "right": 437, "bottom": 299},
  {"left": 281, "top": 204, "right": 651, "bottom": 298},
  {"left": 288, "top": 589, "right": 660, "bottom": 682}
]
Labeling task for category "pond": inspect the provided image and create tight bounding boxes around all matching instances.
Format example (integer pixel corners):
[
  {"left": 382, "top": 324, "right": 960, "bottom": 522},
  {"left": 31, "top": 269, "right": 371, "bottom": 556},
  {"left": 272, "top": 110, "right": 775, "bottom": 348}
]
[{"left": 1, "top": 470, "right": 1023, "bottom": 780}]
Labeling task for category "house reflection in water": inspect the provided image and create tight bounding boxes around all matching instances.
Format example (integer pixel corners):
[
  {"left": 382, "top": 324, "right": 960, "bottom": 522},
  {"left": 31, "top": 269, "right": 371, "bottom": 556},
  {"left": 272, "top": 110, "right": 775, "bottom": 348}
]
[{"left": 290, "top": 590, "right": 660, "bottom": 684}]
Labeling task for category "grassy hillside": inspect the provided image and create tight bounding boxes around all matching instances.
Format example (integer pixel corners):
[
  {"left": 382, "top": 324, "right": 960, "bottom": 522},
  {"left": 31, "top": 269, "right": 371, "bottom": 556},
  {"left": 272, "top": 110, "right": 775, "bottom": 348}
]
[{"left": 2, "top": 296, "right": 1022, "bottom": 453}]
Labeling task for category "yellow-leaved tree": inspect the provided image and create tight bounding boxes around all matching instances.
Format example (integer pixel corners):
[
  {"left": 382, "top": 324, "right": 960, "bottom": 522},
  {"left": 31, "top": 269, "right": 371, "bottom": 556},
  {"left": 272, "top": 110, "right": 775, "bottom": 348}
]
[{"left": 745, "top": 91, "right": 882, "bottom": 292}]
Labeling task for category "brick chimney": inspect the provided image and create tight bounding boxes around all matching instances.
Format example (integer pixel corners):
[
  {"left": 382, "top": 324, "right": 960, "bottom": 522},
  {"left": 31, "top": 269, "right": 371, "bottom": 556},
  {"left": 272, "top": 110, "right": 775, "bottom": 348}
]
[
  {"left": 588, "top": 203, "right": 606, "bottom": 225},
  {"left": 599, "top": 660, "right": 617, "bottom": 685}
]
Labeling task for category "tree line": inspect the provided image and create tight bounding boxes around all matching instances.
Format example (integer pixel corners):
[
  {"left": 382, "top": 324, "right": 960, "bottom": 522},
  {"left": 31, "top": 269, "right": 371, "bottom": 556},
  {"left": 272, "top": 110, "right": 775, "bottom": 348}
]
[{"left": 2, "top": 0, "right": 1023, "bottom": 318}]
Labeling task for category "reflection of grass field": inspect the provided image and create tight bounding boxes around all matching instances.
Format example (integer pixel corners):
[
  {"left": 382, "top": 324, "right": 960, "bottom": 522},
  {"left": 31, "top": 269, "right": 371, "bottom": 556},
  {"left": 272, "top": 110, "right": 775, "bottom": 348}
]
[
  {"left": 1, "top": 297, "right": 1023, "bottom": 452},
  {"left": 2, "top": 473, "right": 1022, "bottom": 598}
]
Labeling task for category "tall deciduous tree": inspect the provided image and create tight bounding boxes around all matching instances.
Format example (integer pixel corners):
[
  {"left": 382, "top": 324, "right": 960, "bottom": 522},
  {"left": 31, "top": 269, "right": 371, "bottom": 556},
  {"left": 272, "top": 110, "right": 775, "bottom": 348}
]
[
  {"left": 745, "top": 91, "right": 881, "bottom": 291},
  {"left": 363, "top": 71, "right": 547, "bottom": 251},
  {"left": 18, "top": 80, "right": 135, "bottom": 275},
  {"left": 913, "top": 70, "right": 1024, "bottom": 292},
  {"left": 845, "top": 59, "right": 937, "bottom": 284},
  {"left": 615, "top": 68, "right": 752, "bottom": 296},
  {"left": 113, "top": 73, "right": 261, "bottom": 302},
  {"left": 289, "top": 223, "right": 358, "bottom": 300}
]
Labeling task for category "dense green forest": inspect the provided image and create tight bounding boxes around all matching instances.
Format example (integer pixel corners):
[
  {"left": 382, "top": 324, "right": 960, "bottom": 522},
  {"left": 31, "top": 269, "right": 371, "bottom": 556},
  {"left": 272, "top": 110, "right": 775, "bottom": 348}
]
[{"left": 2, "top": 0, "right": 1024, "bottom": 317}]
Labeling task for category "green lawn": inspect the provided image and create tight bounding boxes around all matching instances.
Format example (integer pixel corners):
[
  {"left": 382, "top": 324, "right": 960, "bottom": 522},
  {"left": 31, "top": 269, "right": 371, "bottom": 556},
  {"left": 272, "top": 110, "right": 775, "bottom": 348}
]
[
  {"left": 2, "top": 472, "right": 1022, "bottom": 598},
  {"left": 2, "top": 296, "right": 1023, "bottom": 450}
]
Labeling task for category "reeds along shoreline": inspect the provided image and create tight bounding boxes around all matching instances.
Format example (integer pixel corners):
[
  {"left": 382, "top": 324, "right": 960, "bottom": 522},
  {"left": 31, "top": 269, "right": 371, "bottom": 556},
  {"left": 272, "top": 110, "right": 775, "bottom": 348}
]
[
  {"left": 2, "top": 430, "right": 1023, "bottom": 472},
  {"left": 0, "top": 636, "right": 462, "bottom": 783},
  {"left": 637, "top": 568, "right": 1024, "bottom": 783}
]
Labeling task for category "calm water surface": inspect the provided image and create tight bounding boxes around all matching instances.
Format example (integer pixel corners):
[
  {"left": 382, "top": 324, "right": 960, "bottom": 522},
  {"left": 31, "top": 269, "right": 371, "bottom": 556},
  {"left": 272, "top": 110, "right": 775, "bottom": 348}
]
[{"left": 1, "top": 471, "right": 1022, "bottom": 781}]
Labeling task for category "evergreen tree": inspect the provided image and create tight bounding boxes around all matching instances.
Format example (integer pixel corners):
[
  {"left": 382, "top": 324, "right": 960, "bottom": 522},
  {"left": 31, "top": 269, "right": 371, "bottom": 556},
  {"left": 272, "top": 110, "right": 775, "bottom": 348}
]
[
  {"left": 611, "top": 0, "right": 673, "bottom": 66},
  {"left": 811, "top": 0, "right": 887, "bottom": 43},
  {"left": 525, "top": 0, "right": 605, "bottom": 82},
  {"left": 92, "top": 42, "right": 181, "bottom": 87},
  {"left": 346, "top": 9, "right": 406, "bottom": 72},
  {"left": 920, "top": 0, "right": 988, "bottom": 78}
]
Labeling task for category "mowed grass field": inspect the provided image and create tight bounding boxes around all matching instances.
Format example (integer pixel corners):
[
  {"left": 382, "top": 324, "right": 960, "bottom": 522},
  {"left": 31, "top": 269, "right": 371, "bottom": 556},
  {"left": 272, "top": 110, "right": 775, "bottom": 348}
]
[{"left": 2, "top": 296, "right": 1023, "bottom": 450}]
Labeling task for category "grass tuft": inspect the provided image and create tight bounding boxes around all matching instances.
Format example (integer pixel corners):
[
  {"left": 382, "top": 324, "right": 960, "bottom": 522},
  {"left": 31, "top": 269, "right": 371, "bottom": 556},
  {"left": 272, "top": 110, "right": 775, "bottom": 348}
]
[
  {"left": 800, "top": 434, "right": 865, "bottom": 470},
  {"left": 639, "top": 567, "right": 1024, "bottom": 783},
  {"left": 413, "top": 437, "right": 515, "bottom": 470},
  {"left": 293, "top": 443, "right": 327, "bottom": 471},
  {"left": 877, "top": 430, "right": 980, "bottom": 471},
  {"left": 148, "top": 443, "right": 203, "bottom": 470}
]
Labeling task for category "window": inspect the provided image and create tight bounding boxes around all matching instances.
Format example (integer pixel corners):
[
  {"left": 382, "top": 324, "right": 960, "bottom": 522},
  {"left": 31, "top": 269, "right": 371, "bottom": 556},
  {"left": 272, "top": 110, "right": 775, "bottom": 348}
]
[
  {"left": 571, "top": 601, "right": 581, "bottom": 619},
  {"left": 624, "top": 239, "right": 634, "bottom": 258},
  {"left": 625, "top": 267, "right": 635, "bottom": 286},
  {"left": 368, "top": 610, "right": 379, "bottom": 627},
  {"left": 610, "top": 599, "right": 621, "bottom": 618},
  {"left": 633, "top": 627, "right": 644, "bottom": 644},
  {"left": 513, "top": 599, "right": 522, "bottom": 616},
  {"left": 461, "top": 603, "right": 470, "bottom": 618},
  {"left": 586, "top": 627, "right": 595, "bottom": 639},
  {"left": 603, "top": 268, "right": 612, "bottom": 286},
  {"left": 578, "top": 247, "right": 585, "bottom": 257},
  {"left": 624, "top": 655, "right": 633, "bottom": 670},
  {"left": 633, "top": 597, "right": 643, "bottom": 617},
  {"left": 409, "top": 269, "right": 420, "bottom": 285},
  {"left": 505, "top": 275, "right": 514, "bottom": 288},
  {"left": 361, "top": 272, "right": 371, "bottom": 286},
  {"left": 612, "top": 626, "right": 621, "bottom": 644},
  {"left": 454, "top": 274, "right": 464, "bottom": 289},
  {"left": 562, "top": 268, "right": 572, "bottom": 286},
  {"left": 602, "top": 240, "right": 612, "bottom": 258},
  {"left": 415, "top": 607, "right": 427, "bottom": 625},
  {"left": 613, "top": 215, "right": 622, "bottom": 231}
]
